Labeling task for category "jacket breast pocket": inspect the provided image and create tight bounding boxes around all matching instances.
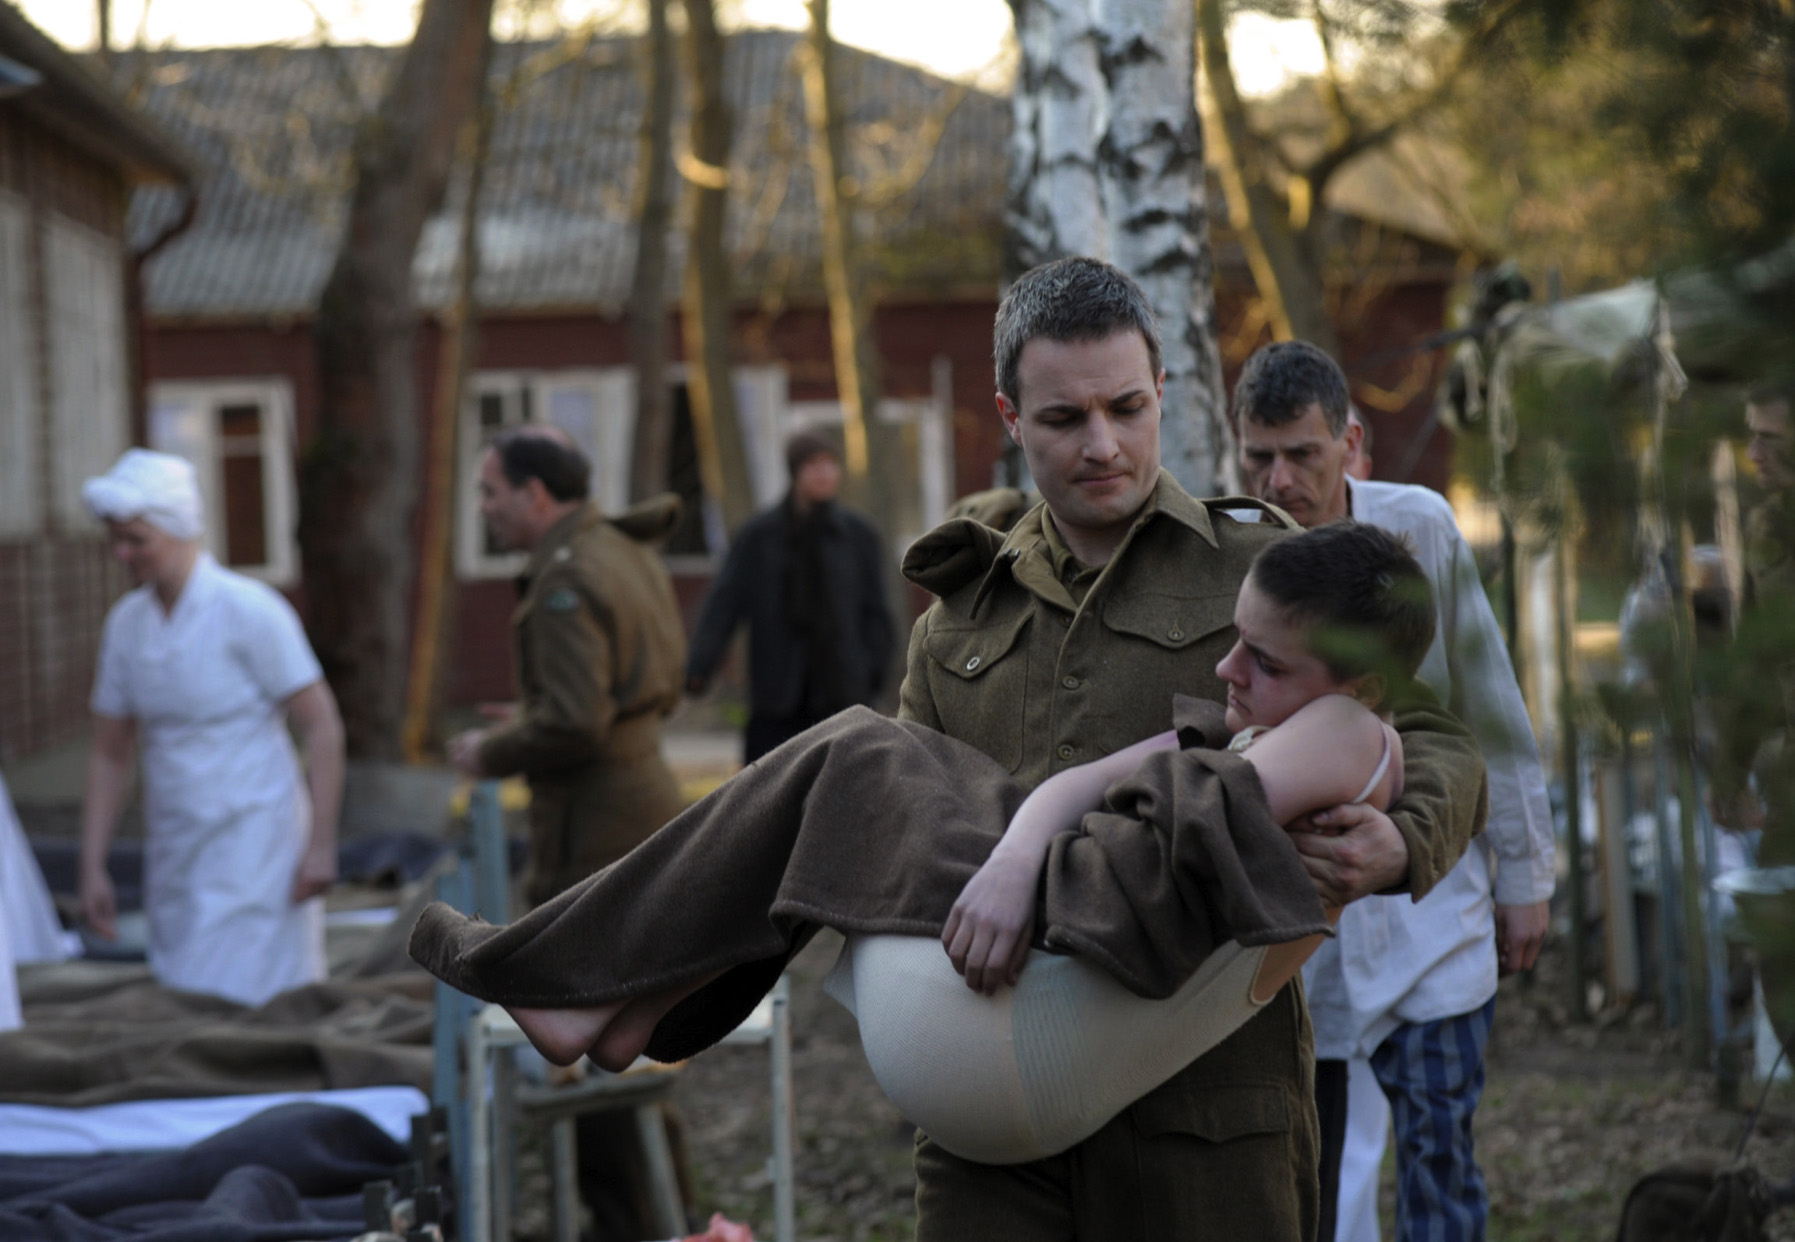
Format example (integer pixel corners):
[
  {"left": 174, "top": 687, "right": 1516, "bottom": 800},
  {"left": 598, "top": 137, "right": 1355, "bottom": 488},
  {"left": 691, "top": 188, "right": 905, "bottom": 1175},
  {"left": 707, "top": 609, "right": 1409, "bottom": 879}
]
[
  {"left": 1092, "top": 591, "right": 1239, "bottom": 744},
  {"left": 923, "top": 610, "right": 1032, "bottom": 773}
]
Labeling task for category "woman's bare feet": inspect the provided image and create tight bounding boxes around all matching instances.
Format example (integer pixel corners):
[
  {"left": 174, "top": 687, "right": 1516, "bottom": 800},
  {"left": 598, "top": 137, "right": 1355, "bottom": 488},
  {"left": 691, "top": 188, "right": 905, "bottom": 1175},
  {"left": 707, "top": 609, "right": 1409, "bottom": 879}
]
[
  {"left": 508, "top": 968, "right": 730, "bottom": 1071},
  {"left": 511, "top": 1003, "right": 626, "bottom": 1065}
]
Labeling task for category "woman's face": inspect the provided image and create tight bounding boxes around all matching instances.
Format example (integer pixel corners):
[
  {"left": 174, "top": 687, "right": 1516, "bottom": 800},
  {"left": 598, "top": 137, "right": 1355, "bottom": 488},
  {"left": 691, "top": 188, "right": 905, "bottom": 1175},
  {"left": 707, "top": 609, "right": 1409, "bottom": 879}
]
[
  {"left": 105, "top": 517, "right": 189, "bottom": 589},
  {"left": 1214, "top": 574, "right": 1358, "bottom": 733}
]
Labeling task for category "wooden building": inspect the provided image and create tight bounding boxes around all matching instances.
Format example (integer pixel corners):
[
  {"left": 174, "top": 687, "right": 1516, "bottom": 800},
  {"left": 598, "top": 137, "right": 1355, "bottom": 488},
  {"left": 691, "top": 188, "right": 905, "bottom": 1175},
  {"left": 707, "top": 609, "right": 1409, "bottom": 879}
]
[
  {"left": 121, "top": 33, "right": 1462, "bottom": 711},
  {"left": 0, "top": 6, "right": 190, "bottom": 763}
]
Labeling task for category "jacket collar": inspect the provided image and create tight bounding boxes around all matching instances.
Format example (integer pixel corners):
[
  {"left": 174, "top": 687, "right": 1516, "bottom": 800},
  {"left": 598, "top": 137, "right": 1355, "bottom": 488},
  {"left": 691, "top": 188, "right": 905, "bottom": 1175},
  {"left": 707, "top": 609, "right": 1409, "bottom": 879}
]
[
  {"left": 521, "top": 502, "right": 603, "bottom": 584},
  {"left": 971, "top": 470, "right": 1216, "bottom": 615}
]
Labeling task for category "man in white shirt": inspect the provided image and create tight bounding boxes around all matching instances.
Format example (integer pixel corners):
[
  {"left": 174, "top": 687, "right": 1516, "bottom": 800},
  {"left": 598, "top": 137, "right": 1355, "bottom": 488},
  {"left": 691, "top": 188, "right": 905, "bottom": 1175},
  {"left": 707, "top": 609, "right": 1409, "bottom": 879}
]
[{"left": 1233, "top": 341, "right": 1556, "bottom": 1242}]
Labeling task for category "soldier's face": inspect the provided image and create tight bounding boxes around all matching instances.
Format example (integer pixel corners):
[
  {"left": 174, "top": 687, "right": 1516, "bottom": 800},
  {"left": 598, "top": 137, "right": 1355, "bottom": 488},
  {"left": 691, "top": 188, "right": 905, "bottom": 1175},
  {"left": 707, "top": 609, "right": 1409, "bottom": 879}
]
[
  {"left": 1215, "top": 574, "right": 1363, "bottom": 733},
  {"left": 1238, "top": 403, "right": 1357, "bottom": 529},
  {"left": 997, "top": 331, "right": 1163, "bottom": 564},
  {"left": 1746, "top": 399, "right": 1793, "bottom": 491},
  {"left": 479, "top": 449, "right": 536, "bottom": 552}
]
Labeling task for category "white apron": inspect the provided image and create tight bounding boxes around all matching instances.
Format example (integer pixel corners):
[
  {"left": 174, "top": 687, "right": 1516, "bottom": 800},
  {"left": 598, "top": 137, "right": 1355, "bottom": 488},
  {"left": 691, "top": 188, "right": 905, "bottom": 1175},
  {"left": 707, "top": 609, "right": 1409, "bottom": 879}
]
[{"left": 91, "top": 555, "right": 325, "bottom": 1007}]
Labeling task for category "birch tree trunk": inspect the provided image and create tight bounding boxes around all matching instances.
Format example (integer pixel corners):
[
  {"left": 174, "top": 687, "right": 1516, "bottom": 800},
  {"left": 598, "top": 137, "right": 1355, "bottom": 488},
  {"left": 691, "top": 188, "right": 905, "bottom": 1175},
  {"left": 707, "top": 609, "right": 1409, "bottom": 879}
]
[
  {"left": 1007, "top": 0, "right": 1232, "bottom": 495},
  {"left": 302, "top": 0, "right": 494, "bottom": 759},
  {"left": 628, "top": 0, "right": 676, "bottom": 502},
  {"left": 680, "top": 0, "right": 757, "bottom": 533}
]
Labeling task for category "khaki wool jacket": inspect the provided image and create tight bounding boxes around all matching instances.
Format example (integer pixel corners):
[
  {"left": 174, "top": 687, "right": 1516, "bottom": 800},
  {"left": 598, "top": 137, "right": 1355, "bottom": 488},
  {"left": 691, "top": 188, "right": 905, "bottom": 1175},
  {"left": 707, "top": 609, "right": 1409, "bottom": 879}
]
[
  {"left": 896, "top": 470, "right": 1488, "bottom": 1239},
  {"left": 478, "top": 497, "right": 689, "bottom": 905},
  {"left": 900, "top": 472, "right": 1488, "bottom": 896}
]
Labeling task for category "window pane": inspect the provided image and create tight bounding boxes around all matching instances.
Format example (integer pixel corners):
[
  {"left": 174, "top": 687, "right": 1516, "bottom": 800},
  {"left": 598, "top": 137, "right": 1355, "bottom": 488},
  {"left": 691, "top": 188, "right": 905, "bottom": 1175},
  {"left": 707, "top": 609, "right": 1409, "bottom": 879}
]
[
  {"left": 666, "top": 383, "right": 710, "bottom": 556},
  {"left": 218, "top": 402, "right": 262, "bottom": 444},
  {"left": 479, "top": 392, "right": 505, "bottom": 429},
  {"left": 221, "top": 453, "right": 268, "bottom": 567}
]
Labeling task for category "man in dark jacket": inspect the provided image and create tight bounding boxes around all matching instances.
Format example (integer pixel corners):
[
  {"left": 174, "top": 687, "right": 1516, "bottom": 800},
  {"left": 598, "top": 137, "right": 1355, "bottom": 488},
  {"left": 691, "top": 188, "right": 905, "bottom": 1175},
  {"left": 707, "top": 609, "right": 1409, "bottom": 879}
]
[{"left": 686, "top": 431, "right": 896, "bottom": 760}]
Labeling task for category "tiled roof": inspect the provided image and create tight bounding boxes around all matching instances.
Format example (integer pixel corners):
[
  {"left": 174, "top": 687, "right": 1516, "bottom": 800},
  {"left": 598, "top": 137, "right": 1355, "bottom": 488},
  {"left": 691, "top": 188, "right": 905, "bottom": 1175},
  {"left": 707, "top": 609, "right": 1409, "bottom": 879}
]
[
  {"left": 0, "top": 1, "right": 191, "bottom": 184},
  {"left": 119, "top": 32, "right": 1009, "bottom": 319}
]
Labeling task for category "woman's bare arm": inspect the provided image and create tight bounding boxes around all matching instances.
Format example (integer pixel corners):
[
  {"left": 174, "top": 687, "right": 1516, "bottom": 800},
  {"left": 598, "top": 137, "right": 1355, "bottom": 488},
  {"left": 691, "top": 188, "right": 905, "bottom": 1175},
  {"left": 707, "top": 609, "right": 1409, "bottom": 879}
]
[
  {"left": 944, "top": 729, "right": 1179, "bottom": 994},
  {"left": 284, "top": 681, "right": 345, "bottom": 903},
  {"left": 1237, "top": 694, "right": 1400, "bottom": 823},
  {"left": 79, "top": 714, "right": 137, "bottom": 939}
]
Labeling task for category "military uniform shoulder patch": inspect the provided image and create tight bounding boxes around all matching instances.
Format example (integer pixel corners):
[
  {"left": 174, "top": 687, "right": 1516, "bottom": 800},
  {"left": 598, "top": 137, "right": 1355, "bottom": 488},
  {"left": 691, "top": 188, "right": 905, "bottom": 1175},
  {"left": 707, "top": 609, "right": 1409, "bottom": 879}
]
[{"left": 544, "top": 587, "right": 582, "bottom": 614}]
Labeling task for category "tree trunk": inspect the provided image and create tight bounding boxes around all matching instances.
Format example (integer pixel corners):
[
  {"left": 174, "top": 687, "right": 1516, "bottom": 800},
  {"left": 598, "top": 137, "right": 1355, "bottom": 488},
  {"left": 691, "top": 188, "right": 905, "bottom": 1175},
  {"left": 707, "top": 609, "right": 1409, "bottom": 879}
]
[
  {"left": 680, "top": 0, "right": 757, "bottom": 533},
  {"left": 1196, "top": 0, "right": 1338, "bottom": 355},
  {"left": 301, "top": 0, "right": 494, "bottom": 759},
  {"left": 628, "top": 0, "right": 677, "bottom": 502},
  {"left": 403, "top": 99, "right": 492, "bottom": 763},
  {"left": 1007, "top": 0, "right": 1232, "bottom": 495},
  {"left": 801, "top": 0, "right": 892, "bottom": 507}
]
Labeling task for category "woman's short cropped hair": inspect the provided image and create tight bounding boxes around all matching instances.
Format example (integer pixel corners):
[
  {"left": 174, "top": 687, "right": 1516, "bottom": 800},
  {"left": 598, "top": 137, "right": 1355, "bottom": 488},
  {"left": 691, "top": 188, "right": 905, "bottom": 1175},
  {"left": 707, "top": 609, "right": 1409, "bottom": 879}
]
[{"left": 1248, "top": 521, "right": 1436, "bottom": 691}]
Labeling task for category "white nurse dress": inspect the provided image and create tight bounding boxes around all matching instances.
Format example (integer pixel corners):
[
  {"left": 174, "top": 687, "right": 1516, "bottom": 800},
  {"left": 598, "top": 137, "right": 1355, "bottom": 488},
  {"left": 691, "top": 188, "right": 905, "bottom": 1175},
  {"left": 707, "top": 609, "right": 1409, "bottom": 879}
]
[{"left": 90, "top": 553, "right": 327, "bottom": 1006}]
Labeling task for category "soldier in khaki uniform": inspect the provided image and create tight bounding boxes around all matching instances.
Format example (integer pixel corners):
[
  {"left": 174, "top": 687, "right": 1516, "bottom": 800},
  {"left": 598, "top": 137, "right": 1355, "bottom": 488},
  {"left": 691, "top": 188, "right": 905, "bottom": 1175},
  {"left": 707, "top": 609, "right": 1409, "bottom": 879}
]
[
  {"left": 898, "top": 258, "right": 1487, "bottom": 1241},
  {"left": 449, "top": 426, "right": 690, "bottom": 1238},
  {"left": 450, "top": 427, "right": 687, "bottom": 907}
]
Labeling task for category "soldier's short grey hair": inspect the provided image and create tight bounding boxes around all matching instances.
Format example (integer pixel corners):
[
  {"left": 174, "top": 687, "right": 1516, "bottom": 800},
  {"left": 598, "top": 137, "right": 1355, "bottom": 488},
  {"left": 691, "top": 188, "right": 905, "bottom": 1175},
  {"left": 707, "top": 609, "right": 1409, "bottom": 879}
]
[
  {"left": 993, "top": 257, "right": 1163, "bottom": 405},
  {"left": 1232, "top": 340, "right": 1351, "bottom": 436}
]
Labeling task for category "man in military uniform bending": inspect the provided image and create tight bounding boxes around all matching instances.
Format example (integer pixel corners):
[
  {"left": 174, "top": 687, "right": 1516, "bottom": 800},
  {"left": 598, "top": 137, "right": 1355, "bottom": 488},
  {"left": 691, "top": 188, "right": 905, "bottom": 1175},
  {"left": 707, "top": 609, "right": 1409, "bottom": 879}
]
[
  {"left": 896, "top": 257, "right": 1488, "bottom": 1241},
  {"left": 450, "top": 426, "right": 687, "bottom": 906},
  {"left": 449, "top": 425, "right": 689, "bottom": 1237}
]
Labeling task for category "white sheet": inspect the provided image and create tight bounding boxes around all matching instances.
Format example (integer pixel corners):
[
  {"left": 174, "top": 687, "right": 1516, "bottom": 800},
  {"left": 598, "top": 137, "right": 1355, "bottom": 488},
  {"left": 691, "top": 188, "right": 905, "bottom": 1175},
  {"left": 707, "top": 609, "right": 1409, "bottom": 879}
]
[{"left": 0, "top": 1085, "right": 431, "bottom": 1155}]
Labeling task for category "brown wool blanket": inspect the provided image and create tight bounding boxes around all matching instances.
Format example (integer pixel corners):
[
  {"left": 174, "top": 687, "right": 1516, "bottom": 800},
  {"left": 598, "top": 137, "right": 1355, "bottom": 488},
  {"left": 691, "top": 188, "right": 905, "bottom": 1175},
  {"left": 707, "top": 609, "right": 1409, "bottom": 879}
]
[
  {"left": 409, "top": 697, "right": 1330, "bottom": 1062},
  {"left": 0, "top": 970, "right": 435, "bottom": 1106}
]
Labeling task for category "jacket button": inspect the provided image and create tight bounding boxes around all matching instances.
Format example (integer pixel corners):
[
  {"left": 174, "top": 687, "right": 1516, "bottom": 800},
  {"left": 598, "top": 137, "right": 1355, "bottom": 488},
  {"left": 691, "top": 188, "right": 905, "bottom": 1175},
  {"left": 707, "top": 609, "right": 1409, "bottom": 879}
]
[
  {"left": 1058, "top": 743, "right": 1074, "bottom": 760},
  {"left": 1168, "top": 628, "right": 1184, "bottom": 641},
  {"left": 1059, "top": 614, "right": 1071, "bottom": 627},
  {"left": 1062, "top": 675, "right": 1079, "bottom": 689},
  {"left": 965, "top": 655, "right": 981, "bottom": 671}
]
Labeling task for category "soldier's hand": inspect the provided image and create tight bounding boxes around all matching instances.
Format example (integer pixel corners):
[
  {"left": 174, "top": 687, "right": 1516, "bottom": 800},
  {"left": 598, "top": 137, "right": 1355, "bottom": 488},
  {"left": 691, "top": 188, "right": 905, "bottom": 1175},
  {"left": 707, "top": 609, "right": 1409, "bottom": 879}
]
[
  {"left": 1290, "top": 802, "right": 1409, "bottom": 905},
  {"left": 447, "top": 728, "right": 489, "bottom": 778}
]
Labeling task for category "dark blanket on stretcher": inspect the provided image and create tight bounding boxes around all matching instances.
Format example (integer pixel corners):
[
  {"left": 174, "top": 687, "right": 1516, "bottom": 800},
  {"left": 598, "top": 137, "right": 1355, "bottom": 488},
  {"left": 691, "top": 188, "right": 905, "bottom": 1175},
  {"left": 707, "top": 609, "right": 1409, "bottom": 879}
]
[
  {"left": 409, "top": 697, "right": 1332, "bottom": 1062},
  {"left": 0, "top": 1102, "right": 407, "bottom": 1242}
]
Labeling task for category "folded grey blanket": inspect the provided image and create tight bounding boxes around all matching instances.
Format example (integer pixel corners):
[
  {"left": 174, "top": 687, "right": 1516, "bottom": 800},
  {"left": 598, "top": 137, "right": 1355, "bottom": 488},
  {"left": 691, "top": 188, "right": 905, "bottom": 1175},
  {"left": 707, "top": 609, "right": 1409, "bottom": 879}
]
[{"left": 410, "top": 697, "right": 1330, "bottom": 1062}]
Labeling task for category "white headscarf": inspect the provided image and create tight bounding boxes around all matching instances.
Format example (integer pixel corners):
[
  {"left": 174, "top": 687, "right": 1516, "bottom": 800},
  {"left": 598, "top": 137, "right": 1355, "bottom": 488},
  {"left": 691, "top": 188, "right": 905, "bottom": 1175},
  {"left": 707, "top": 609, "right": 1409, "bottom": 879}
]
[{"left": 82, "top": 449, "right": 206, "bottom": 541}]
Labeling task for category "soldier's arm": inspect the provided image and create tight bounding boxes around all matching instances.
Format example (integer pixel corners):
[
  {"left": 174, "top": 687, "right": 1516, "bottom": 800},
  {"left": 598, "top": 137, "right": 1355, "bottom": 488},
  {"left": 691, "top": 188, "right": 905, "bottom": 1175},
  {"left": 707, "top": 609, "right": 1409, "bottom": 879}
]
[
  {"left": 479, "top": 575, "right": 616, "bottom": 776},
  {"left": 1383, "top": 685, "right": 1489, "bottom": 898},
  {"left": 896, "top": 607, "right": 944, "bottom": 731}
]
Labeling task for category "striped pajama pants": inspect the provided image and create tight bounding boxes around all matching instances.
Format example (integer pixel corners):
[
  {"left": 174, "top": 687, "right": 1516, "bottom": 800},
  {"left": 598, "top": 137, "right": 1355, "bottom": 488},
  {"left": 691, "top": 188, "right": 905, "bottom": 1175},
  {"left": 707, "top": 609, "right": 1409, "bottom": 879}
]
[{"left": 1369, "top": 997, "right": 1497, "bottom": 1242}]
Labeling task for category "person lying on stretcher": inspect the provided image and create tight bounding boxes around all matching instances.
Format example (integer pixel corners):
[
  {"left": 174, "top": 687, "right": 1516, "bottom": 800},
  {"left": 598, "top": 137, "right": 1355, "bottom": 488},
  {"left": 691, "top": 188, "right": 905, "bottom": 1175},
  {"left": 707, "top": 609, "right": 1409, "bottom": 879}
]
[{"left": 413, "top": 521, "right": 1440, "bottom": 1164}]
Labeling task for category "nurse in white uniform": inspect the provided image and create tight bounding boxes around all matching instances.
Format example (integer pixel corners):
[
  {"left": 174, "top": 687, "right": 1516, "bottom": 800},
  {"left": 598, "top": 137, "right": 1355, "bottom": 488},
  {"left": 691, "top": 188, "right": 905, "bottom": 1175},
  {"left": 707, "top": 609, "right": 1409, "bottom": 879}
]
[{"left": 77, "top": 450, "right": 345, "bottom": 1007}]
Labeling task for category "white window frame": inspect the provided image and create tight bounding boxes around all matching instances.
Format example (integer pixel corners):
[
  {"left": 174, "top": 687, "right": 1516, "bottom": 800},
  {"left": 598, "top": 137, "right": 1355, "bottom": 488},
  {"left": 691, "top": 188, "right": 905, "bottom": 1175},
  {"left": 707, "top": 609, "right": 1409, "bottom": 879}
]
[
  {"left": 0, "top": 190, "right": 40, "bottom": 539},
  {"left": 146, "top": 378, "right": 300, "bottom": 585},
  {"left": 456, "top": 368, "right": 638, "bottom": 580},
  {"left": 46, "top": 215, "right": 128, "bottom": 530}
]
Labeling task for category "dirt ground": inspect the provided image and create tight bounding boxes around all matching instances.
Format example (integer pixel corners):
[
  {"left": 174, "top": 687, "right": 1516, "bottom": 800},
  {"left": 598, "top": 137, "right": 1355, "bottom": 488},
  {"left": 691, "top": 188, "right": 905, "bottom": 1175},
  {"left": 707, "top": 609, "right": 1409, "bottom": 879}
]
[{"left": 658, "top": 933, "right": 1795, "bottom": 1242}]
